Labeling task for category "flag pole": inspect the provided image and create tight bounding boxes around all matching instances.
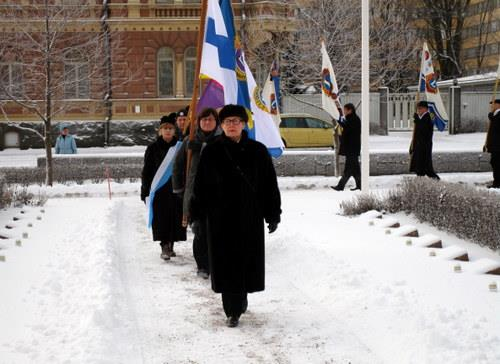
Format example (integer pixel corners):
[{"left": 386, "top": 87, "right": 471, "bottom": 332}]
[
  {"left": 361, "top": 0, "right": 370, "bottom": 192},
  {"left": 182, "top": 0, "right": 208, "bottom": 226},
  {"left": 410, "top": 44, "right": 424, "bottom": 157}
]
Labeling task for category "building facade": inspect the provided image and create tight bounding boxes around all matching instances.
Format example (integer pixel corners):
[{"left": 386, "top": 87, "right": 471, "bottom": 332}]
[{"left": 0, "top": 0, "right": 295, "bottom": 148}]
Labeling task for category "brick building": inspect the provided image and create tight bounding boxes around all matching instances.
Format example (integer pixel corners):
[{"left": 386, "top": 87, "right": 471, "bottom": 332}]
[{"left": 0, "top": 0, "right": 295, "bottom": 148}]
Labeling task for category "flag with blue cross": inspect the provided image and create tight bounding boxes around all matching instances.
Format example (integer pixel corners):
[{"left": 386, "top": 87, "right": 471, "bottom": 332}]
[{"left": 199, "top": 0, "right": 284, "bottom": 157}]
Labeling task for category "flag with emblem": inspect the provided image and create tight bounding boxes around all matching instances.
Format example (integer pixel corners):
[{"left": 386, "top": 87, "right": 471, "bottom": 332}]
[
  {"left": 321, "top": 41, "right": 341, "bottom": 121},
  {"left": 199, "top": 0, "right": 283, "bottom": 156},
  {"left": 418, "top": 42, "right": 448, "bottom": 131},
  {"left": 261, "top": 60, "right": 281, "bottom": 129}
]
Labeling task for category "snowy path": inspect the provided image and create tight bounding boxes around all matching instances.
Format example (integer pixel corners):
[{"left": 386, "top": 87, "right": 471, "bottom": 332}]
[{"left": 1, "top": 188, "right": 500, "bottom": 363}]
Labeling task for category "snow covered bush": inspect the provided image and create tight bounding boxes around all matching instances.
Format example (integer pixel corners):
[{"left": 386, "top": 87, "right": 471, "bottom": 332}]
[
  {"left": 341, "top": 177, "right": 500, "bottom": 251},
  {"left": 0, "top": 173, "right": 12, "bottom": 208}
]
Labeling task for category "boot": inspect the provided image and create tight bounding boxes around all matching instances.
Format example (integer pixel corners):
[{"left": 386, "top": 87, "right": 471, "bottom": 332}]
[
  {"left": 241, "top": 297, "right": 248, "bottom": 314},
  {"left": 226, "top": 316, "right": 239, "bottom": 328},
  {"left": 330, "top": 185, "right": 343, "bottom": 191},
  {"left": 167, "top": 242, "right": 176, "bottom": 257},
  {"left": 160, "top": 243, "right": 170, "bottom": 261}
]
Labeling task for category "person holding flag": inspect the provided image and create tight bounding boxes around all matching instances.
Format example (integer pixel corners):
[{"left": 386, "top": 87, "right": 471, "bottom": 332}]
[
  {"left": 141, "top": 114, "right": 186, "bottom": 260},
  {"left": 331, "top": 103, "right": 362, "bottom": 191},
  {"left": 409, "top": 101, "right": 440, "bottom": 179},
  {"left": 485, "top": 98, "right": 500, "bottom": 189}
]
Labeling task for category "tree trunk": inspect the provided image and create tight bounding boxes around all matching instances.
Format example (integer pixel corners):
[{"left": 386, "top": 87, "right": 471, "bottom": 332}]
[
  {"left": 44, "top": 0, "right": 53, "bottom": 186},
  {"left": 44, "top": 121, "right": 53, "bottom": 186}
]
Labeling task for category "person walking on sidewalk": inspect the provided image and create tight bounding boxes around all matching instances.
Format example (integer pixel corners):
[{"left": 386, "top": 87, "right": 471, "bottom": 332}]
[
  {"left": 331, "top": 103, "right": 361, "bottom": 191},
  {"left": 55, "top": 126, "right": 77, "bottom": 154},
  {"left": 141, "top": 114, "right": 186, "bottom": 260},
  {"left": 190, "top": 104, "right": 282, "bottom": 328},
  {"left": 484, "top": 98, "right": 500, "bottom": 189},
  {"left": 172, "top": 108, "right": 222, "bottom": 279},
  {"left": 409, "top": 101, "right": 440, "bottom": 180}
]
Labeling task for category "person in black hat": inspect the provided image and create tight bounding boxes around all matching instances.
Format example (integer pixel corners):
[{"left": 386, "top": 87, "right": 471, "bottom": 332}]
[
  {"left": 409, "top": 100, "right": 440, "bottom": 179},
  {"left": 190, "top": 104, "right": 282, "bottom": 328},
  {"left": 176, "top": 106, "right": 190, "bottom": 140},
  {"left": 172, "top": 107, "right": 222, "bottom": 279},
  {"left": 484, "top": 98, "right": 500, "bottom": 188},
  {"left": 331, "top": 103, "right": 361, "bottom": 191},
  {"left": 141, "top": 113, "right": 186, "bottom": 260}
]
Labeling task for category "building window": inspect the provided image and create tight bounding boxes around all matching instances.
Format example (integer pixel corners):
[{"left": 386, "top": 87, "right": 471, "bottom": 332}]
[
  {"left": 158, "top": 47, "right": 175, "bottom": 97},
  {"left": 64, "top": 51, "right": 90, "bottom": 99},
  {"left": 184, "top": 47, "right": 197, "bottom": 97},
  {"left": 0, "top": 63, "right": 23, "bottom": 99}
]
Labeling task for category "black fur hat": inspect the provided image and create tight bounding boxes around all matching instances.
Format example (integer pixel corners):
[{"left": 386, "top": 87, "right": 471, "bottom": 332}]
[
  {"left": 417, "top": 101, "right": 429, "bottom": 108},
  {"left": 219, "top": 104, "right": 248, "bottom": 123},
  {"left": 160, "top": 112, "right": 177, "bottom": 126}
]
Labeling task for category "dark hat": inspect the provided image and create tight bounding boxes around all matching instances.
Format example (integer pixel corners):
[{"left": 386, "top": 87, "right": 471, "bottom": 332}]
[
  {"left": 219, "top": 104, "right": 248, "bottom": 123},
  {"left": 177, "top": 106, "right": 189, "bottom": 118},
  {"left": 417, "top": 101, "right": 429, "bottom": 108},
  {"left": 490, "top": 99, "right": 500, "bottom": 105},
  {"left": 160, "top": 112, "right": 177, "bottom": 126}
]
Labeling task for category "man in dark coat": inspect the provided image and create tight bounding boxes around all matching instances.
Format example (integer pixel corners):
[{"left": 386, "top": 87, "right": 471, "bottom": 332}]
[
  {"left": 141, "top": 114, "right": 186, "bottom": 260},
  {"left": 485, "top": 98, "right": 500, "bottom": 188},
  {"left": 172, "top": 108, "right": 222, "bottom": 279},
  {"left": 409, "top": 101, "right": 440, "bottom": 179},
  {"left": 331, "top": 103, "right": 361, "bottom": 191},
  {"left": 190, "top": 104, "right": 282, "bottom": 328}
]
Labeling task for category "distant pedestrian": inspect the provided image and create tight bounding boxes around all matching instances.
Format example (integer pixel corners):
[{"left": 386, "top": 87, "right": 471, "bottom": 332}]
[
  {"left": 172, "top": 107, "right": 222, "bottom": 279},
  {"left": 409, "top": 101, "right": 440, "bottom": 179},
  {"left": 55, "top": 126, "right": 77, "bottom": 154},
  {"left": 331, "top": 103, "right": 361, "bottom": 191},
  {"left": 484, "top": 98, "right": 500, "bottom": 189},
  {"left": 141, "top": 114, "right": 186, "bottom": 260},
  {"left": 190, "top": 104, "right": 282, "bottom": 328}
]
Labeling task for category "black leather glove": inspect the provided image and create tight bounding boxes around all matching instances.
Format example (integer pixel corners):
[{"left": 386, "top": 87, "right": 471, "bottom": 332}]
[{"left": 267, "top": 222, "right": 278, "bottom": 234}]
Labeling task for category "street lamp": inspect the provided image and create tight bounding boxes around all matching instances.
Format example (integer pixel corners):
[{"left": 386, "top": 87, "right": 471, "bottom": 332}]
[{"left": 361, "top": 0, "right": 370, "bottom": 192}]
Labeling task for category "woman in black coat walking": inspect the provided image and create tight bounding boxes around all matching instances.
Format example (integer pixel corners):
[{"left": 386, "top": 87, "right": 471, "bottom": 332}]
[
  {"left": 331, "top": 103, "right": 361, "bottom": 191},
  {"left": 409, "top": 101, "right": 440, "bottom": 179},
  {"left": 141, "top": 114, "right": 186, "bottom": 260},
  {"left": 190, "top": 104, "right": 282, "bottom": 328}
]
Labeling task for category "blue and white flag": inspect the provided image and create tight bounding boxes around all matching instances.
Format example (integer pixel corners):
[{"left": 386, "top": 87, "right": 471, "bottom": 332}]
[
  {"left": 418, "top": 42, "right": 448, "bottom": 131},
  {"left": 199, "top": 0, "right": 284, "bottom": 157},
  {"left": 146, "top": 141, "right": 182, "bottom": 228}
]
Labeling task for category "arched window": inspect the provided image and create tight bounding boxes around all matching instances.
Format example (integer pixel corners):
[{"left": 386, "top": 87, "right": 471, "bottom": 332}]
[
  {"left": 184, "top": 47, "right": 197, "bottom": 97},
  {"left": 158, "top": 47, "right": 175, "bottom": 97},
  {"left": 0, "top": 62, "right": 23, "bottom": 99},
  {"left": 64, "top": 50, "right": 89, "bottom": 99}
]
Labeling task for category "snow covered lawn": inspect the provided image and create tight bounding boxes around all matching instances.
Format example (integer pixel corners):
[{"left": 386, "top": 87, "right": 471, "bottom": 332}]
[{"left": 0, "top": 181, "right": 499, "bottom": 363}]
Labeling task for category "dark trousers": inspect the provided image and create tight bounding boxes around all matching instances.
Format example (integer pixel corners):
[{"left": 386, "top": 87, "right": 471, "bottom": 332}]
[
  {"left": 222, "top": 293, "right": 248, "bottom": 318},
  {"left": 192, "top": 220, "right": 209, "bottom": 271},
  {"left": 491, "top": 152, "right": 500, "bottom": 186},
  {"left": 338, "top": 155, "right": 361, "bottom": 189}
]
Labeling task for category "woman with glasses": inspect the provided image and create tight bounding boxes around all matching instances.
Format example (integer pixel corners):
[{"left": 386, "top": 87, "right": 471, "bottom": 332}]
[
  {"left": 172, "top": 108, "right": 222, "bottom": 279},
  {"left": 141, "top": 113, "right": 186, "bottom": 260},
  {"left": 190, "top": 104, "right": 282, "bottom": 328}
]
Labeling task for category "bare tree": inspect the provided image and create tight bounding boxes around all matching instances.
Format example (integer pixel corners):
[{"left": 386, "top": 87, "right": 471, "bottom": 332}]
[
  {"left": 0, "top": 1, "right": 118, "bottom": 185},
  {"left": 249, "top": 0, "right": 419, "bottom": 94},
  {"left": 417, "top": 0, "right": 471, "bottom": 79}
]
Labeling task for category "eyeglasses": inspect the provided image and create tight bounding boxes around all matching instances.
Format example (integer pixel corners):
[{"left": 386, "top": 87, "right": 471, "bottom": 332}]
[
  {"left": 200, "top": 116, "right": 216, "bottom": 122},
  {"left": 222, "top": 118, "right": 243, "bottom": 125}
]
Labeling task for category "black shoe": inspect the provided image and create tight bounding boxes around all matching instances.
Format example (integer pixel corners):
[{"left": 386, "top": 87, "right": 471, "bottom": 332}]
[
  {"left": 350, "top": 187, "right": 361, "bottom": 191},
  {"left": 487, "top": 184, "right": 500, "bottom": 189},
  {"left": 197, "top": 269, "right": 209, "bottom": 279},
  {"left": 330, "top": 185, "right": 343, "bottom": 191},
  {"left": 242, "top": 298, "right": 248, "bottom": 314},
  {"left": 160, "top": 244, "right": 170, "bottom": 261},
  {"left": 226, "top": 316, "right": 239, "bottom": 328}
]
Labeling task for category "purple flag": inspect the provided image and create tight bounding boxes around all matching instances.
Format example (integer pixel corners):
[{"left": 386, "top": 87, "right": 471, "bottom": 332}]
[{"left": 196, "top": 79, "right": 225, "bottom": 116}]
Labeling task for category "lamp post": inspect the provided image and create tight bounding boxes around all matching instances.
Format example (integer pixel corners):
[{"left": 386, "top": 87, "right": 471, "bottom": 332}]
[{"left": 361, "top": 0, "right": 370, "bottom": 192}]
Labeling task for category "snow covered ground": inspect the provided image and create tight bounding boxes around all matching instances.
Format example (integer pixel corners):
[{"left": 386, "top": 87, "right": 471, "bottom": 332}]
[
  {"left": 0, "top": 132, "right": 487, "bottom": 167},
  {"left": 1, "top": 176, "right": 499, "bottom": 363}
]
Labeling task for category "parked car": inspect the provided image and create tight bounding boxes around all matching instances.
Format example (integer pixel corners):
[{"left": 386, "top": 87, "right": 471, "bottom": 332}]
[{"left": 279, "top": 113, "right": 334, "bottom": 148}]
